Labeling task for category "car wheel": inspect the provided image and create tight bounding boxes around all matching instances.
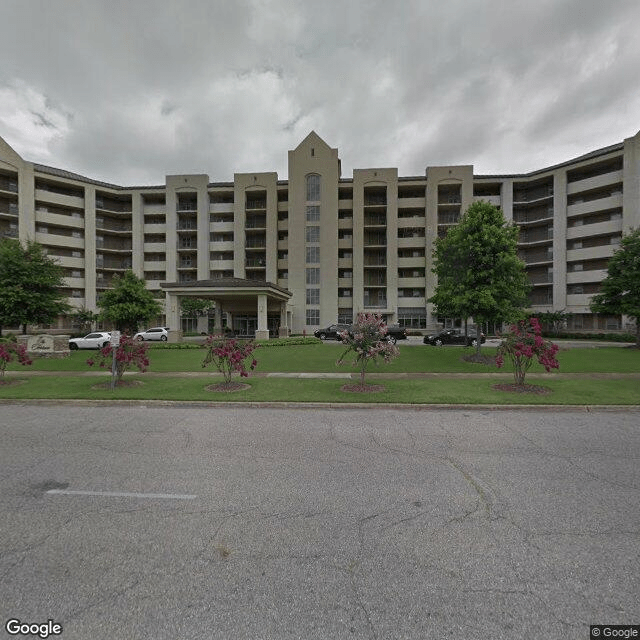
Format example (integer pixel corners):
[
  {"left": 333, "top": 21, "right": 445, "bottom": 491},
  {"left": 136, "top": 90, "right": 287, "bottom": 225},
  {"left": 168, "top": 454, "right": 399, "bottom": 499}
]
[
  {"left": 161, "top": 335, "right": 167, "bottom": 341},
  {"left": 101, "top": 342, "right": 110, "bottom": 348},
  {"left": 69, "top": 343, "right": 78, "bottom": 351},
  {"left": 319, "top": 333, "right": 327, "bottom": 340},
  {"left": 435, "top": 339, "right": 443, "bottom": 346},
  {"left": 471, "top": 339, "right": 479, "bottom": 347},
  {"left": 136, "top": 335, "right": 144, "bottom": 341},
  {"left": 387, "top": 336, "right": 397, "bottom": 345}
]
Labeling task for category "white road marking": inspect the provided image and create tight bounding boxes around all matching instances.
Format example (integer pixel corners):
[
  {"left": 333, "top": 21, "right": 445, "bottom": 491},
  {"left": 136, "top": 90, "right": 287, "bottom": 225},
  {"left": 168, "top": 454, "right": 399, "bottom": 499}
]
[{"left": 46, "top": 489, "right": 196, "bottom": 500}]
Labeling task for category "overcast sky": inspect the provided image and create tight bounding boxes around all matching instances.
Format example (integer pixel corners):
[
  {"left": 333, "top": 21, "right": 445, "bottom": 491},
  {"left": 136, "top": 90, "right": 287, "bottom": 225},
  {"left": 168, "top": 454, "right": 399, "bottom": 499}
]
[{"left": 1, "top": 0, "right": 639, "bottom": 186}]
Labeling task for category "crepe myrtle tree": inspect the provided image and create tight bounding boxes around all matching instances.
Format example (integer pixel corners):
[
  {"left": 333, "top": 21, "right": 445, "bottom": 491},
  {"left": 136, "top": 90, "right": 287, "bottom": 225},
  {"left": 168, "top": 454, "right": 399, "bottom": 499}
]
[
  {"left": 86, "top": 334, "right": 150, "bottom": 385},
  {"left": 496, "top": 317, "right": 559, "bottom": 386},
  {"left": 336, "top": 312, "right": 399, "bottom": 386},
  {"left": 0, "top": 337, "right": 32, "bottom": 378},
  {"left": 202, "top": 334, "right": 259, "bottom": 384}
]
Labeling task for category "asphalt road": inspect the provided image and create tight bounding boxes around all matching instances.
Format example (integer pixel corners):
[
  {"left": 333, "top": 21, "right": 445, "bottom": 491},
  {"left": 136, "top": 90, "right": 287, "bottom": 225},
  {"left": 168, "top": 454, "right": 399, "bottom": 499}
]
[{"left": 1, "top": 404, "right": 638, "bottom": 640}]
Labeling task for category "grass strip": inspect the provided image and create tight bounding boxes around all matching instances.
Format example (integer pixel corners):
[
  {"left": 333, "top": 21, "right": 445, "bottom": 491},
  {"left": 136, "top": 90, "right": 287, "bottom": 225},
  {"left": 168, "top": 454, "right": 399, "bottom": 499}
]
[
  {"left": 8, "top": 345, "right": 640, "bottom": 375},
  {"left": 1, "top": 375, "right": 638, "bottom": 405}
]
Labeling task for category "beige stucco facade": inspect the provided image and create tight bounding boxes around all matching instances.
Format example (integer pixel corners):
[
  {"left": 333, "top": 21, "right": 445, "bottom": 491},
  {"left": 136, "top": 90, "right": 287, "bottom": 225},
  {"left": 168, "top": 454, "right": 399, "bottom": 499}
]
[{"left": 1, "top": 130, "right": 639, "bottom": 337}]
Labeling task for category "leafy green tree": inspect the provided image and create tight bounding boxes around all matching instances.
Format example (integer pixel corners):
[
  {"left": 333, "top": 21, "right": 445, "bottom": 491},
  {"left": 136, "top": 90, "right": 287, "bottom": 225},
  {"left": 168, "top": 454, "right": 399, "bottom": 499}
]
[
  {"left": 180, "top": 297, "right": 215, "bottom": 317},
  {"left": 72, "top": 307, "right": 99, "bottom": 334},
  {"left": 0, "top": 238, "right": 70, "bottom": 336},
  {"left": 590, "top": 228, "right": 640, "bottom": 347},
  {"left": 97, "top": 270, "right": 162, "bottom": 333},
  {"left": 429, "top": 201, "right": 530, "bottom": 354}
]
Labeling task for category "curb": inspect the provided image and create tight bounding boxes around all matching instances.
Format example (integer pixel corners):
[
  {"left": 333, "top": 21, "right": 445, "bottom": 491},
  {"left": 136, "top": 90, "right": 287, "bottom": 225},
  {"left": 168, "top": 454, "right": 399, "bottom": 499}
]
[{"left": 0, "top": 398, "right": 638, "bottom": 412}]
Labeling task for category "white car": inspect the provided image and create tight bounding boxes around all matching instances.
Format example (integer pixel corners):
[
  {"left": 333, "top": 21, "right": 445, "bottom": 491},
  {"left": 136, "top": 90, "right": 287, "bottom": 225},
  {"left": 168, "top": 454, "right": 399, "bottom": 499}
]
[
  {"left": 69, "top": 332, "right": 111, "bottom": 350},
  {"left": 134, "top": 327, "right": 169, "bottom": 342}
]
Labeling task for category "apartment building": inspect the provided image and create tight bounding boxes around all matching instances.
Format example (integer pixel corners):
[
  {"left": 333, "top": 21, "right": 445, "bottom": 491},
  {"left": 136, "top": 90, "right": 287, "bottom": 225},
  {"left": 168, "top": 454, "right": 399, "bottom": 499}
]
[{"left": 1, "top": 130, "right": 638, "bottom": 338}]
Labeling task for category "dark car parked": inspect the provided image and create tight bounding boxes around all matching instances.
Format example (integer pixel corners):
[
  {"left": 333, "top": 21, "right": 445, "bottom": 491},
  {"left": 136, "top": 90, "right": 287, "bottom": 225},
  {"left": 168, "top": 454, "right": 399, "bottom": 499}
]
[
  {"left": 384, "top": 324, "right": 408, "bottom": 344},
  {"left": 314, "top": 324, "right": 351, "bottom": 340},
  {"left": 423, "top": 329, "right": 485, "bottom": 347}
]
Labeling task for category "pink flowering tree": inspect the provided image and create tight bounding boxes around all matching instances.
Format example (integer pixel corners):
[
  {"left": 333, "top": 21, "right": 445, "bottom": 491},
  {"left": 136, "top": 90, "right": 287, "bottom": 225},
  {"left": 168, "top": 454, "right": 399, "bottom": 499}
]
[
  {"left": 0, "top": 339, "right": 32, "bottom": 378},
  {"left": 496, "top": 317, "right": 560, "bottom": 385},
  {"left": 337, "top": 313, "right": 400, "bottom": 386},
  {"left": 202, "top": 335, "right": 258, "bottom": 384},
  {"left": 87, "top": 334, "right": 150, "bottom": 384}
]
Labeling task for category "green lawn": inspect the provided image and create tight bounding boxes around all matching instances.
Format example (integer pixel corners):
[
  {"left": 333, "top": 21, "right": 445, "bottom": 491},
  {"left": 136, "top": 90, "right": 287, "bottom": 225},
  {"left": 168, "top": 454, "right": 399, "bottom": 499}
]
[
  {"left": 8, "top": 343, "right": 640, "bottom": 374},
  {"left": 3, "top": 342, "right": 638, "bottom": 405},
  {"left": 1, "top": 374, "right": 638, "bottom": 405}
]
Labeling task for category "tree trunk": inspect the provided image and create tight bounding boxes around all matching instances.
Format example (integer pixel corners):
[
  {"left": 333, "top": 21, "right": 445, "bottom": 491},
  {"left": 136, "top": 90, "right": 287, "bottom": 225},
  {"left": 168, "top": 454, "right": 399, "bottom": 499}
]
[
  {"left": 475, "top": 324, "right": 482, "bottom": 356},
  {"left": 636, "top": 322, "right": 640, "bottom": 349},
  {"left": 21, "top": 323, "right": 27, "bottom": 335}
]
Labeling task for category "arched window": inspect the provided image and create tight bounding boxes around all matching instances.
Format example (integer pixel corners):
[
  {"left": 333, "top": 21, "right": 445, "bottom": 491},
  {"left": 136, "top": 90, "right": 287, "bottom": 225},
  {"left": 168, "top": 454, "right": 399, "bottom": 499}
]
[{"left": 306, "top": 174, "right": 320, "bottom": 202}]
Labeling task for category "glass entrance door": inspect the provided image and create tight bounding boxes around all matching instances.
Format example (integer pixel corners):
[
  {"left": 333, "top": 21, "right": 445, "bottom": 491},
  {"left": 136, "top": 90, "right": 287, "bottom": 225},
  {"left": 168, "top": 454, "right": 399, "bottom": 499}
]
[{"left": 233, "top": 316, "right": 257, "bottom": 337}]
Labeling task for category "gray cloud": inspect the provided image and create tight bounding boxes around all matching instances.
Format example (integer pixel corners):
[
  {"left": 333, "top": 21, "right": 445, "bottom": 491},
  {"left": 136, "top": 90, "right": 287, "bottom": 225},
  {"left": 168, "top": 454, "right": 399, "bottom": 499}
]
[{"left": 0, "top": 0, "right": 638, "bottom": 185}]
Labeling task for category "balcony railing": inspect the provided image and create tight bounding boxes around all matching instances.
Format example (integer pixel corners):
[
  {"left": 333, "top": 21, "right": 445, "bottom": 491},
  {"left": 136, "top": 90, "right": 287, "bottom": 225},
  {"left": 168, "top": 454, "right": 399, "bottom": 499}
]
[{"left": 0, "top": 178, "right": 18, "bottom": 193}]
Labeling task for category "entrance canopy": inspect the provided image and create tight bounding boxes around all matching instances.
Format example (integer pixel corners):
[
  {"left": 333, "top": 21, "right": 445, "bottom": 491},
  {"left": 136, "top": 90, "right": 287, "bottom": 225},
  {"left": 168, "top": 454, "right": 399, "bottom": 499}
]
[{"left": 160, "top": 277, "right": 292, "bottom": 340}]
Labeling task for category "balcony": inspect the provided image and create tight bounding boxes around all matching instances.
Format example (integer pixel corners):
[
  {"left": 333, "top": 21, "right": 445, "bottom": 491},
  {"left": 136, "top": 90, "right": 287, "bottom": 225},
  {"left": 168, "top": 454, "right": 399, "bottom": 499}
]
[
  {"left": 364, "top": 214, "right": 386, "bottom": 226},
  {"left": 567, "top": 194, "right": 622, "bottom": 217},
  {"left": 566, "top": 293, "right": 595, "bottom": 307},
  {"left": 566, "top": 219, "right": 621, "bottom": 239},
  {"left": 566, "top": 269, "right": 607, "bottom": 284},
  {"left": 210, "top": 202, "right": 234, "bottom": 214},
  {"left": 566, "top": 245, "right": 616, "bottom": 262},
  {"left": 566, "top": 170, "right": 623, "bottom": 196},
  {"left": 472, "top": 195, "right": 501, "bottom": 207},
  {"left": 35, "top": 189, "right": 84, "bottom": 210},
  {"left": 513, "top": 186, "right": 553, "bottom": 204},
  {"left": 36, "top": 232, "right": 84, "bottom": 249},
  {"left": 96, "top": 219, "right": 132, "bottom": 233},
  {"left": 144, "top": 260, "right": 167, "bottom": 271},
  {"left": 0, "top": 177, "right": 18, "bottom": 193},
  {"left": 246, "top": 199, "right": 266, "bottom": 210},
  {"left": 397, "top": 197, "right": 425, "bottom": 208}
]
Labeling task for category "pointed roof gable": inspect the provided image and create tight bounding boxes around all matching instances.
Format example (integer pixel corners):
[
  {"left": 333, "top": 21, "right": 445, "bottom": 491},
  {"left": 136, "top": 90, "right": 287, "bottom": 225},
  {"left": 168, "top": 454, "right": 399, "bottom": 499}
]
[
  {"left": 0, "top": 135, "right": 24, "bottom": 169},
  {"left": 295, "top": 131, "right": 333, "bottom": 154}
]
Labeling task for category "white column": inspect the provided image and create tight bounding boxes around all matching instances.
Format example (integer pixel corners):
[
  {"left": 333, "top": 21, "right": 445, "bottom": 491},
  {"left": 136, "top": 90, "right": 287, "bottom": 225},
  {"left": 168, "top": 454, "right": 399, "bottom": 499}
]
[
  {"left": 255, "top": 294, "right": 269, "bottom": 339},
  {"left": 166, "top": 292, "right": 182, "bottom": 342},
  {"left": 279, "top": 301, "right": 289, "bottom": 337}
]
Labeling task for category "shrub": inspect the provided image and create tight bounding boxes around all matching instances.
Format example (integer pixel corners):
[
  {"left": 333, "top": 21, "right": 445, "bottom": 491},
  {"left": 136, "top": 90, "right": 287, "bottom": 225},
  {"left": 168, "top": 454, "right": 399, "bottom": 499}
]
[
  {"left": 0, "top": 338, "right": 32, "bottom": 378},
  {"left": 202, "top": 335, "right": 258, "bottom": 383},
  {"left": 496, "top": 317, "right": 559, "bottom": 385},
  {"left": 336, "top": 312, "right": 399, "bottom": 385},
  {"left": 255, "top": 336, "right": 322, "bottom": 347},
  {"left": 87, "top": 334, "right": 150, "bottom": 384}
]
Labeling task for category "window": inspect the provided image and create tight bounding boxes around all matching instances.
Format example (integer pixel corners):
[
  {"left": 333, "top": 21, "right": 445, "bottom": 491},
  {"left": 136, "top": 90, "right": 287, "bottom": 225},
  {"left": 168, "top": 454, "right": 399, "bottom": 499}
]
[
  {"left": 306, "top": 206, "right": 320, "bottom": 222},
  {"left": 306, "top": 174, "right": 321, "bottom": 202},
  {"left": 306, "top": 288, "right": 320, "bottom": 304},
  {"left": 398, "top": 307, "right": 427, "bottom": 329},
  {"left": 306, "top": 246, "right": 320, "bottom": 263},
  {"left": 306, "top": 309, "right": 320, "bottom": 325},
  {"left": 306, "top": 226, "right": 320, "bottom": 243},
  {"left": 306, "top": 268, "right": 320, "bottom": 284},
  {"left": 339, "top": 269, "right": 352, "bottom": 279}
]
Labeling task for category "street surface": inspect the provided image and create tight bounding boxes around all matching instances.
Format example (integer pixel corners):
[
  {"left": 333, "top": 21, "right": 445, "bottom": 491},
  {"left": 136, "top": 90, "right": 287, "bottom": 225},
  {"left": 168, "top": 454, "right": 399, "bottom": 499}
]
[{"left": 1, "top": 404, "right": 638, "bottom": 639}]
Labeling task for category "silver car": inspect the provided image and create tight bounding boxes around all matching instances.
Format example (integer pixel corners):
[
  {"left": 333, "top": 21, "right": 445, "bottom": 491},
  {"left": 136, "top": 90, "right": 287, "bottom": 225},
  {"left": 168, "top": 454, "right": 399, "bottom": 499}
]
[
  {"left": 69, "top": 332, "right": 111, "bottom": 350},
  {"left": 134, "top": 327, "right": 169, "bottom": 342}
]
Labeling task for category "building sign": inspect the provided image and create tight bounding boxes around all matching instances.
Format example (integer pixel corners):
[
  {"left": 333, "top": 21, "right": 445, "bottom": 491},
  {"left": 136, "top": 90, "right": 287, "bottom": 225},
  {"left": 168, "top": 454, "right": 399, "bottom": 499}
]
[{"left": 27, "top": 335, "right": 55, "bottom": 352}]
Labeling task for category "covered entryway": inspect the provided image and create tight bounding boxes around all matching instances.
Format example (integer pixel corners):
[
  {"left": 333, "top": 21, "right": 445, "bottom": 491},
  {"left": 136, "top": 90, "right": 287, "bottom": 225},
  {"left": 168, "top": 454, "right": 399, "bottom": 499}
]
[{"left": 160, "top": 277, "right": 293, "bottom": 342}]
